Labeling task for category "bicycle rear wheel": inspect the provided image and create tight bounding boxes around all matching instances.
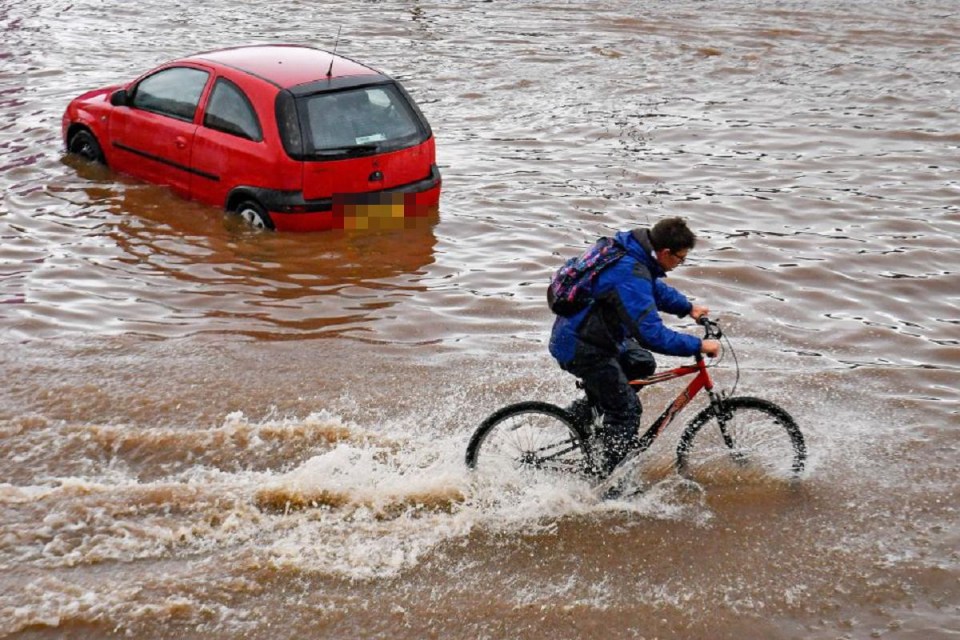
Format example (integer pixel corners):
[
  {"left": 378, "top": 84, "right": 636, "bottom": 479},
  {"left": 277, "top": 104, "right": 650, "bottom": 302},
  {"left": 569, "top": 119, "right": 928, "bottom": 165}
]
[
  {"left": 676, "top": 396, "right": 806, "bottom": 483},
  {"left": 465, "top": 401, "right": 592, "bottom": 480}
]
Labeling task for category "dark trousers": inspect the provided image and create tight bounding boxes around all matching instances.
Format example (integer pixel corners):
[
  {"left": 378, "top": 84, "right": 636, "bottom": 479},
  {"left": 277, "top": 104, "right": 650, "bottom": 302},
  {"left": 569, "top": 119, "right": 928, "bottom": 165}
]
[{"left": 562, "top": 340, "right": 656, "bottom": 469}]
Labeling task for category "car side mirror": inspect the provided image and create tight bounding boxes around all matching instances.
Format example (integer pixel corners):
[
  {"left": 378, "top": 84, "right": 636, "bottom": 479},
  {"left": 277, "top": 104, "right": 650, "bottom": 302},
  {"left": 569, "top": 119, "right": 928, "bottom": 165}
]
[{"left": 110, "top": 89, "right": 129, "bottom": 107}]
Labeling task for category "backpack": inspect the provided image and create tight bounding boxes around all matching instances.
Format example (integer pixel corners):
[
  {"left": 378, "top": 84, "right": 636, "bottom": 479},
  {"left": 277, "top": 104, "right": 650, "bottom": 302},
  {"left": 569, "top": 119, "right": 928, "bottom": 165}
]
[{"left": 547, "top": 236, "right": 627, "bottom": 317}]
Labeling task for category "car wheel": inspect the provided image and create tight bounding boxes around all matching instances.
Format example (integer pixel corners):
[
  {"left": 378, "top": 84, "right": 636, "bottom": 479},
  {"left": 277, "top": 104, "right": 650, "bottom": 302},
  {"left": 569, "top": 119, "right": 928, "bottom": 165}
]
[
  {"left": 234, "top": 200, "right": 274, "bottom": 230},
  {"left": 68, "top": 129, "right": 106, "bottom": 164}
]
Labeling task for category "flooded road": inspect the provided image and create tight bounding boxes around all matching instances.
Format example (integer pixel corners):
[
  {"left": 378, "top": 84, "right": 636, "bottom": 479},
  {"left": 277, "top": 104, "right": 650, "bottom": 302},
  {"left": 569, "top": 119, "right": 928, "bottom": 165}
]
[{"left": 1, "top": 0, "right": 958, "bottom": 638}]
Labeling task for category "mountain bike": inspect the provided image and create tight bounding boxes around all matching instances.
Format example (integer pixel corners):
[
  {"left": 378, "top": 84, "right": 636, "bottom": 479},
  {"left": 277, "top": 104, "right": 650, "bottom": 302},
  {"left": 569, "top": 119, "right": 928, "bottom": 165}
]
[{"left": 465, "top": 317, "right": 806, "bottom": 493}]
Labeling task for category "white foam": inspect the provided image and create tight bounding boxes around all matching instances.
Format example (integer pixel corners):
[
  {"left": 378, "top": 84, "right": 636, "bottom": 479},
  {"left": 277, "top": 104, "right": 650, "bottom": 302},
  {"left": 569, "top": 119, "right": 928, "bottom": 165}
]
[
  {"left": 1, "top": 402, "right": 836, "bottom": 592},
  {"left": 2, "top": 574, "right": 257, "bottom": 635}
]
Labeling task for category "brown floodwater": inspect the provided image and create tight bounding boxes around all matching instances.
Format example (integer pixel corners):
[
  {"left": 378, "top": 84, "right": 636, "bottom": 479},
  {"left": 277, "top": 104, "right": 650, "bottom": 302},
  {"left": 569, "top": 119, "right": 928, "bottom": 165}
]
[{"left": 1, "top": 0, "right": 958, "bottom": 638}]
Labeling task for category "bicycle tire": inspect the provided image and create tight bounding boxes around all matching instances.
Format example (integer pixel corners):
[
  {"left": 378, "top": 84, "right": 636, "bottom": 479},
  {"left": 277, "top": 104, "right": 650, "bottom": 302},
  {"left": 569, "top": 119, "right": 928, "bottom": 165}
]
[
  {"left": 465, "top": 401, "right": 592, "bottom": 479},
  {"left": 676, "top": 396, "right": 806, "bottom": 482}
]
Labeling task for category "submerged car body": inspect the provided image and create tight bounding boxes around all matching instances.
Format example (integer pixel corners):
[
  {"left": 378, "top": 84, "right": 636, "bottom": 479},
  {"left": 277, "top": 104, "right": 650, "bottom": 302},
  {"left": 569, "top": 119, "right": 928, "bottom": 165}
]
[{"left": 62, "top": 45, "right": 441, "bottom": 231}]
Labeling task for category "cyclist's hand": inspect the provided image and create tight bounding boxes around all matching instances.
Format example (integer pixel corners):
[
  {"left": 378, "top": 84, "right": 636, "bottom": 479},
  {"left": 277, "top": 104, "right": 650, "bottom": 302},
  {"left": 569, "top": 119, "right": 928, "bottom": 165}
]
[
  {"left": 691, "top": 304, "right": 710, "bottom": 320},
  {"left": 701, "top": 339, "right": 721, "bottom": 358}
]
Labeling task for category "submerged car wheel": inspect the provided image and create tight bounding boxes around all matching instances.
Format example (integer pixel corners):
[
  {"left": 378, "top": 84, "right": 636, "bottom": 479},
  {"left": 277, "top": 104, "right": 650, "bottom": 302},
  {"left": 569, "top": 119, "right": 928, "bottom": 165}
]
[
  {"left": 68, "top": 129, "right": 106, "bottom": 164},
  {"left": 234, "top": 200, "right": 274, "bottom": 230}
]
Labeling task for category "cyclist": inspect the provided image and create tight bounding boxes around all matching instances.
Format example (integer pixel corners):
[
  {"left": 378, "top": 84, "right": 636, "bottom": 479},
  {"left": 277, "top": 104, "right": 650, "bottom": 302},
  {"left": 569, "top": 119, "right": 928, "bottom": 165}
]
[{"left": 549, "top": 217, "right": 721, "bottom": 476}]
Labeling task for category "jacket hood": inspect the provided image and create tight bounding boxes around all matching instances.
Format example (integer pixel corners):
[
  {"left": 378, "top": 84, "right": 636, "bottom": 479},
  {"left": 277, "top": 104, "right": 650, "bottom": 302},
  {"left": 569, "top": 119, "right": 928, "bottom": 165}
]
[{"left": 615, "top": 228, "right": 666, "bottom": 278}]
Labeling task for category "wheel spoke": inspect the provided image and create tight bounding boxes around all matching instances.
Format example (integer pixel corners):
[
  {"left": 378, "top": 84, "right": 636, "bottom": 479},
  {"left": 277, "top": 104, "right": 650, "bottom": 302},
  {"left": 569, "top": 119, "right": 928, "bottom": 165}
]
[
  {"left": 678, "top": 397, "right": 805, "bottom": 484},
  {"left": 467, "top": 403, "right": 590, "bottom": 484}
]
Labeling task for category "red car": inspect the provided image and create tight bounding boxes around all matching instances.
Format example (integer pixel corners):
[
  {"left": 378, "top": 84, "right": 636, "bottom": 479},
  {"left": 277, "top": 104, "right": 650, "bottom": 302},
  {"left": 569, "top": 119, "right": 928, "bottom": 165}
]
[{"left": 62, "top": 45, "right": 441, "bottom": 231}]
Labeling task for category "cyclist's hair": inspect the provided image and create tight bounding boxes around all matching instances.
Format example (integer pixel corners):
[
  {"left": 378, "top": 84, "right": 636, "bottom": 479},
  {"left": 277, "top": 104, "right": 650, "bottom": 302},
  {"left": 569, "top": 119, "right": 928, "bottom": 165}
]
[{"left": 650, "top": 217, "right": 696, "bottom": 252}]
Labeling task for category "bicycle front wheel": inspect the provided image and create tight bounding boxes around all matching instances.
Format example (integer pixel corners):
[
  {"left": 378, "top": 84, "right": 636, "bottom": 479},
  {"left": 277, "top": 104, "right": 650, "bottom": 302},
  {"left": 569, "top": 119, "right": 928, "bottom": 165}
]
[
  {"left": 465, "top": 401, "right": 592, "bottom": 480},
  {"left": 676, "top": 396, "right": 806, "bottom": 483}
]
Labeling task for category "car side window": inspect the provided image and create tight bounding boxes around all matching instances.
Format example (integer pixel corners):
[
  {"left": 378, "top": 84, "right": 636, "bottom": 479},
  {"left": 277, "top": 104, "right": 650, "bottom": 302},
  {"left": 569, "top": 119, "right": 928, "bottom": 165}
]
[
  {"left": 131, "top": 67, "right": 209, "bottom": 122},
  {"left": 202, "top": 78, "right": 263, "bottom": 142}
]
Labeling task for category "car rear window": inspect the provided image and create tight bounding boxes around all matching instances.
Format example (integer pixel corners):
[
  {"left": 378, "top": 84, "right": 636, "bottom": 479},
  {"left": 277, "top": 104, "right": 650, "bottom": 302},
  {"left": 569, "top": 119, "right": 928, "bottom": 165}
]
[{"left": 293, "top": 84, "right": 427, "bottom": 159}]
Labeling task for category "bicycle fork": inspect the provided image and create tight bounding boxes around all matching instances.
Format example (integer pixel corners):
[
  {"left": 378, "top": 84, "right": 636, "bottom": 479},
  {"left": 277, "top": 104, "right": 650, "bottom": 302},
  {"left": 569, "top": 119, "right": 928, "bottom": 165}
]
[{"left": 708, "top": 390, "right": 748, "bottom": 465}]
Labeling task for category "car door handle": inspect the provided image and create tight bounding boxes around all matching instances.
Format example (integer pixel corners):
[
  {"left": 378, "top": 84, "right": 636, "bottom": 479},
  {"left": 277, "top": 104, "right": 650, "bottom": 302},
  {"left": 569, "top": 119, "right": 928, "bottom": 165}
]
[{"left": 175, "top": 136, "right": 188, "bottom": 149}]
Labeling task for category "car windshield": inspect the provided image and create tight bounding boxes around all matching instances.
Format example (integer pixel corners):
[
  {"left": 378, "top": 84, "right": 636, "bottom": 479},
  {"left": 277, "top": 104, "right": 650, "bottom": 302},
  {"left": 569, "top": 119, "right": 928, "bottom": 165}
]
[{"left": 297, "top": 84, "right": 424, "bottom": 158}]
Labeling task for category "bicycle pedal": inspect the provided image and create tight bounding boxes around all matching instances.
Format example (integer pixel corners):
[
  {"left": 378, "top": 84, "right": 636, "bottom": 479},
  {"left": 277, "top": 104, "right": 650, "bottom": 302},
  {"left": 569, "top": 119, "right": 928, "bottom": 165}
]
[
  {"left": 600, "top": 483, "right": 626, "bottom": 501},
  {"left": 620, "top": 486, "right": 647, "bottom": 500},
  {"left": 595, "top": 467, "right": 634, "bottom": 500},
  {"left": 598, "top": 478, "right": 646, "bottom": 501}
]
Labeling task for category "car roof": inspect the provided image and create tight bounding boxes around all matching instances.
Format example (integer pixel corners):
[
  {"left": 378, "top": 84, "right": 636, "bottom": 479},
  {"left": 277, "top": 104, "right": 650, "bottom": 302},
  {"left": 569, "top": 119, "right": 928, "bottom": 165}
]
[{"left": 185, "top": 45, "right": 381, "bottom": 89}]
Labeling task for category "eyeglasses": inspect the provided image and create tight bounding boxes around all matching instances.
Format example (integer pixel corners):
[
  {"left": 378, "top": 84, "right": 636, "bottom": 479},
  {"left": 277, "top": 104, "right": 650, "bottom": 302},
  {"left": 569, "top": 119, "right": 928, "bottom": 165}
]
[{"left": 671, "top": 250, "right": 688, "bottom": 264}]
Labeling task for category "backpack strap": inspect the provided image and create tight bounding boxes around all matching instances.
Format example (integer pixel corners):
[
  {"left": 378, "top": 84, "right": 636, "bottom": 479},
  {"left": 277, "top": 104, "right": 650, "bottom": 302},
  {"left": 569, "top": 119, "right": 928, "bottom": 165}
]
[
  {"left": 594, "top": 256, "right": 656, "bottom": 344},
  {"left": 631, "top": 261, "right": 651, "bottom": 282}
]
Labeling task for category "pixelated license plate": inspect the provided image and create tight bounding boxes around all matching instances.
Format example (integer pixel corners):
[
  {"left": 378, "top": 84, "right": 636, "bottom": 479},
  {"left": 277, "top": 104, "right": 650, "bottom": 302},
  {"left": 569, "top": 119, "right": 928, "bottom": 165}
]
[{"left": 332, "top": 193, "right": 427, "bottom": 230}]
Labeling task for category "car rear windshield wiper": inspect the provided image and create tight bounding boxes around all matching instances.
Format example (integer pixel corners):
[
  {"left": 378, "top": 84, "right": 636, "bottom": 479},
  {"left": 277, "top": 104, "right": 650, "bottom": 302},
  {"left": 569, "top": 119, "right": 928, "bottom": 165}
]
[{"left": 311, "top": 144, "right": 379, "bottom": 158}]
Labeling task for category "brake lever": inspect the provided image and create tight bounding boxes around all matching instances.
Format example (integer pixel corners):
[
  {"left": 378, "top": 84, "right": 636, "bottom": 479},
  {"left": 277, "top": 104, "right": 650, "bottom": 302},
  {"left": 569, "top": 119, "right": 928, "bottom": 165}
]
[{"left": 697, "top": 316, "right": 722, "bottom": 339}]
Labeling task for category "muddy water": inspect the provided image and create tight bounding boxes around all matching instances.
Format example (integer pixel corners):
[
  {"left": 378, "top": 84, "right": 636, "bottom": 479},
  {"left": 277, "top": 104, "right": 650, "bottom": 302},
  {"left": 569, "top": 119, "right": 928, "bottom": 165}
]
[{"left": 2, "top": 0, "right": 959, "bottom": 638}]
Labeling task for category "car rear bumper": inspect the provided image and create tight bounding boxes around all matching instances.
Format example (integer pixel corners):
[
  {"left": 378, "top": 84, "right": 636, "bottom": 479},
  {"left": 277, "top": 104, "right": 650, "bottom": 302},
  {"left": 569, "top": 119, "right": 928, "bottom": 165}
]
[{"left": 241, "top": 164, "right": 441, "bottom": 232}]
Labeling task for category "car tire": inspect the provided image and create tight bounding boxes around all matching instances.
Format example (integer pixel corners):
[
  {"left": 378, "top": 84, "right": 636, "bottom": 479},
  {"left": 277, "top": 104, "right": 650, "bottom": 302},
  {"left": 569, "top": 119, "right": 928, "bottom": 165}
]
[
  {"left": 68, "top": 129, "right": 106, "bottom": 164},
  {"left": 234, "top": 200, "right": 274, "bottom": 230}
]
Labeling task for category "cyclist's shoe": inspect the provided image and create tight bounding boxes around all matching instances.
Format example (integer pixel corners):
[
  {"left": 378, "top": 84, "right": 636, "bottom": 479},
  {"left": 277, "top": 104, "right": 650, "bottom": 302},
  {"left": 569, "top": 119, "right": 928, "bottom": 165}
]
[
  {"left": 564, "top": 397, "right": 594, "bottom": 429},
  {"left": 596, "top": 438, "right": 644, "bottom": 499},
  {"left": 596, "top": 434, "right": 642, "bottom": 478},
  {"left": 584, "top": 441, "right": 617, "bottom": 479}
]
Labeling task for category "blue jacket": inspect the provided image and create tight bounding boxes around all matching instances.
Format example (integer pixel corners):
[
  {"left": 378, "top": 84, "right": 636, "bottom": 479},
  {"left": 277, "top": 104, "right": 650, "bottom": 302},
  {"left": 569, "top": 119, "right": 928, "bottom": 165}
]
[{"left": 549, "top": 228, "right": 701, "bottom": 365}]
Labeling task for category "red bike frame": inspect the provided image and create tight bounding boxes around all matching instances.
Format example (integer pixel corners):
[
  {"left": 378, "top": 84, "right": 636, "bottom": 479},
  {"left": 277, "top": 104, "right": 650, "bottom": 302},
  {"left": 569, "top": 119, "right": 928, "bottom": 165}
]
[{"left": 627, "top": 354, "right": 719, "bottom": 454}]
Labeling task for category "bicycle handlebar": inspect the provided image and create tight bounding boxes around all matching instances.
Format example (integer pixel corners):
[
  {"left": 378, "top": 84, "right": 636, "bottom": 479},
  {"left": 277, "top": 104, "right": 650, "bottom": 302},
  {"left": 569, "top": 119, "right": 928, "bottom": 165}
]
[{"left": 696, "top": 315, "right": 723, "bottom": 339}]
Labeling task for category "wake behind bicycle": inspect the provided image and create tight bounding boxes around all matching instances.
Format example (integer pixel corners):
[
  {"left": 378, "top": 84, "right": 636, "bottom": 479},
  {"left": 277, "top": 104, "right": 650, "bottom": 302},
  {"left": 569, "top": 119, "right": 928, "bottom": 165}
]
[{"left": 465, "top": 317, "right": 806, "bottom": 492}]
